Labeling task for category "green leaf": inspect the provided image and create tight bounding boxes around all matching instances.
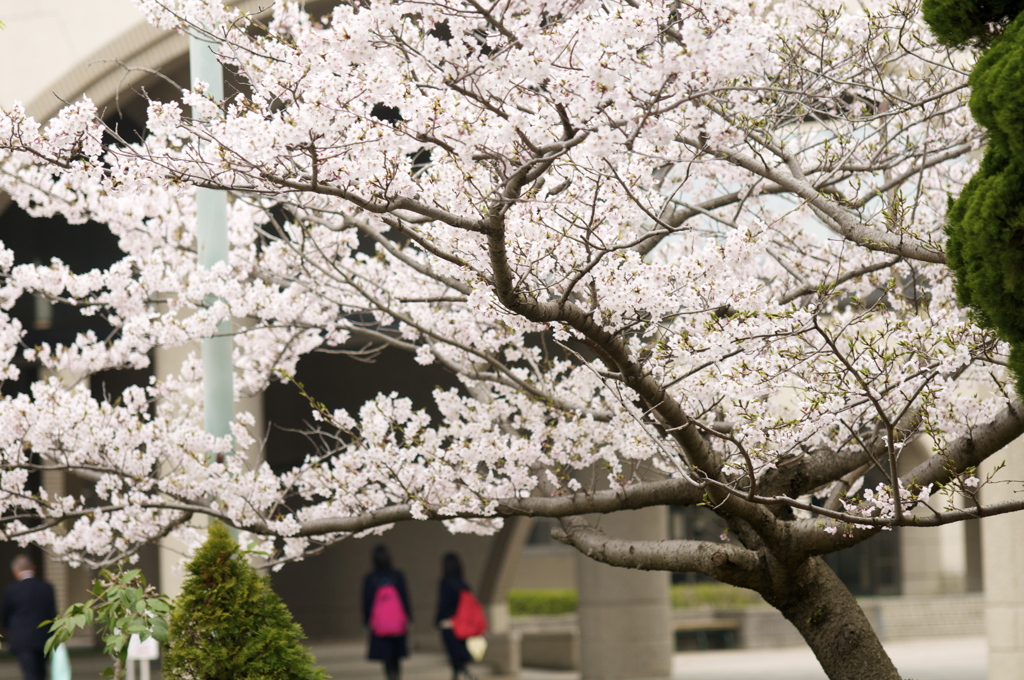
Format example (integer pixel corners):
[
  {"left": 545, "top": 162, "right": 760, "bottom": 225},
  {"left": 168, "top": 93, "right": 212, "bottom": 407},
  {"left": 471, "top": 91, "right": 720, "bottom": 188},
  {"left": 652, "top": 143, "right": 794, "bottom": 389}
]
[{"left": 149, "top": 599, "right": 170, "bottom": 614}]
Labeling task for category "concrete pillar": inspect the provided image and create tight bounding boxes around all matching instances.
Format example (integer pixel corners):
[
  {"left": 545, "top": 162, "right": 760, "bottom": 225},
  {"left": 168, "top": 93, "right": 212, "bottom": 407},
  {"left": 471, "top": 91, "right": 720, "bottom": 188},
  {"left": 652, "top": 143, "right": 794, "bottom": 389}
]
[
  {"left": 478, "top": 516, "right": 532, "bottom": 634},
  {"left": 981, "top": 434, "right": 1024, "bottom": 680},
  {"left": 899, "top": 525, "right": 945, "bottom": 596},
  {"left": 37, "top": 368, "right": 85, "bottom": 615},
  {"left": 40, "top": 469, "right": 70, "bottom": 613},
  {"left": 900, "top": 507, "right": 967, "bottom": 595},
  {"left": 965, "top": 518, "right": 983, "bottom": 593},
  {"left": 576, "top": 506, "right": 673, "bottom": 680},
  {"left": 899, "top": 437, "right": 967, "bottom": 595},
  {"left": 152, "top": 336, "right": 265, "bottom": 599},
  {"left": 153, "top": 342, "right": 196, "bottom": 599},
  {"left": 937, "top": 513, "right": 967, "bottom": 592}
]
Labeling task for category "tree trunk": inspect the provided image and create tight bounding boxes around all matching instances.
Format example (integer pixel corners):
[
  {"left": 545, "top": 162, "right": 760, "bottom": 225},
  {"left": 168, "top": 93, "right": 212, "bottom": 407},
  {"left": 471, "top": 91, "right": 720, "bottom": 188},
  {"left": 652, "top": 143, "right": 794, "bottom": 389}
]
[{"left": 766, "top": 556, "right": 901, "bottom": 680}]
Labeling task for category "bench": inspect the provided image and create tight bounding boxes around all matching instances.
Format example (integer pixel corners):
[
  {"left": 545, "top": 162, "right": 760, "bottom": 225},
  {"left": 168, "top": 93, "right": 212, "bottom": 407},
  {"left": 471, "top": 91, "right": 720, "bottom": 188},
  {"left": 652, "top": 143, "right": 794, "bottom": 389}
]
[{"left": 673, "top": 617, "right": 742, "bottom": 650}]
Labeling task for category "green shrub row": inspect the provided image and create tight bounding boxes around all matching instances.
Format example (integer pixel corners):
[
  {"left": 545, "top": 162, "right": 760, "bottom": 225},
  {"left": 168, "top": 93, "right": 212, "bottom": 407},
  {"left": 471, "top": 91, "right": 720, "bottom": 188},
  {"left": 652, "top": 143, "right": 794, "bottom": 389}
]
[
  {"left": 670, "top": 582, "right": 763, "bottom": 609},
  {"left": 509, "top": 583, "right": 762, "bottom": 616},
  {"left": 508, "top": 588, "right": 579, "bottom": 616}
]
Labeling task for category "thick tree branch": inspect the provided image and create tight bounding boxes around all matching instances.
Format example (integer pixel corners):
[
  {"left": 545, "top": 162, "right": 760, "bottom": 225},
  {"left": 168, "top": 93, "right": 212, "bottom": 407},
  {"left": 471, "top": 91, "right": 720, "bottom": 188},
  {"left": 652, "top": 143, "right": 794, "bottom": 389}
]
[
  {"left": 286, "top": 477, "right": 706, "bottom": 536},
  {"left": 904, "top": 399, "right": 1024, "bottom": 489},
  {"left": 553, "top": 516, "right": 766, "bottom": 589}
]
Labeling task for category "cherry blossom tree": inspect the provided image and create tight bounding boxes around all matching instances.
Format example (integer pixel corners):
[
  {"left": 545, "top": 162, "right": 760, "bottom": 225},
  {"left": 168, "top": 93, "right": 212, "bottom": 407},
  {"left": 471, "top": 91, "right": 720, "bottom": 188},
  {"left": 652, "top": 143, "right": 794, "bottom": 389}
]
[{"left": 0, "top": 1, "right": 1020, "bottom": 678}]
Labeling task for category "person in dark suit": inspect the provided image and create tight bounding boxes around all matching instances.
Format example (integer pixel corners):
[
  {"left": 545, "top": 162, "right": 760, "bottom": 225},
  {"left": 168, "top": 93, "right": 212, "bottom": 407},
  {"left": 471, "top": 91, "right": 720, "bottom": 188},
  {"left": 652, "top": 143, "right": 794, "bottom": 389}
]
[
  {"left": 362, "top": 546, "right": 411, "bottom": 680},
  {"left": 1, "top": 554, "right": 57, "bottom": 680},
  {"left": 435, "top": 553, "right": 474, "bottom": 680}
]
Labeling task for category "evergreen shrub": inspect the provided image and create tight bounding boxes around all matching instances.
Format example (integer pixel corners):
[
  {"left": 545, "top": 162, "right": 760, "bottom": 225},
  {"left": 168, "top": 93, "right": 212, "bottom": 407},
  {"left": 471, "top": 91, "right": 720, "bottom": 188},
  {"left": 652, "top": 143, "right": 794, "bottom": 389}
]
[
  {"left": 924, "top": 0, "right": 1024, "bottom": 396},
  {"left": 162, "top": 523, "right": 326, "bottom": 680}
]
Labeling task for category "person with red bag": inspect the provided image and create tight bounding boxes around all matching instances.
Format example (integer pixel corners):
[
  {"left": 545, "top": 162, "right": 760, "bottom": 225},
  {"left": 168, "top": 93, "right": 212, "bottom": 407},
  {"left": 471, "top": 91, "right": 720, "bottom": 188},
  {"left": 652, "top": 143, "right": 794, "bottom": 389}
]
[{"left": 435, "top": 553, "right": 486, "bottom": 680}]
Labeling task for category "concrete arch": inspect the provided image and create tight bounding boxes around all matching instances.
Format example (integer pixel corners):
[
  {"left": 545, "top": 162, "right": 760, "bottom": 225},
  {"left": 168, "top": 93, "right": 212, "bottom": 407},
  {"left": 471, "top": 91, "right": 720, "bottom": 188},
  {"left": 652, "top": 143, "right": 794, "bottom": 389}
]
[
  {"left": 23, "top": 20, "right": 187, "bottom": 123},
  {"left": 3, "top": 0, "right": 341, "bottom": 121},
  {"left": 478, "top": 516, "right": 533, "bottom": 627}
]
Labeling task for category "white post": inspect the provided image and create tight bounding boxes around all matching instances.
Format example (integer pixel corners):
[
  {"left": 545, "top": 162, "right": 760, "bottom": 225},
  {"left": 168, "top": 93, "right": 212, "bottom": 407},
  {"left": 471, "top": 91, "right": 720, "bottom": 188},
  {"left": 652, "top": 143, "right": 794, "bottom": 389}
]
[{"left": 126, "top": 634, "right": 159, "bottom": 680}]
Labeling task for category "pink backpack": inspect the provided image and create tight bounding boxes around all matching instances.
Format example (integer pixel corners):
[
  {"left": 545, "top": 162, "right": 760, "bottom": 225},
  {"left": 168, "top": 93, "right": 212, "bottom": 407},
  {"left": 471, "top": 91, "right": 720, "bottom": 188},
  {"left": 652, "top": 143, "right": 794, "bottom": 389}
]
[{"left": 369, "top": 583, "right": 408, "bottom": 637}]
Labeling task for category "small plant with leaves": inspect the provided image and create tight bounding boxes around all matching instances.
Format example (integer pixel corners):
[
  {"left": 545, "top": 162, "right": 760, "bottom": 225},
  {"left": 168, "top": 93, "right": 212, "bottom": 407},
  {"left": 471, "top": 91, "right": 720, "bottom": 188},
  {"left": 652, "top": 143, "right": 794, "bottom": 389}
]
[{"left": 45, "top": 567, "right": 170, "bottom": 680}]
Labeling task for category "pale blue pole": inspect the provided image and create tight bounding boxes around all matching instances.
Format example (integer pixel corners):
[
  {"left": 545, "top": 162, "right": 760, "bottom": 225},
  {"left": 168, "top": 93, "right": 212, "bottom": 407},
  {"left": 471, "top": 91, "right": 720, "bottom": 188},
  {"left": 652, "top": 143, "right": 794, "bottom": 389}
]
[{"left": 190, "top": 33, "right": 234, "bottom": 445}]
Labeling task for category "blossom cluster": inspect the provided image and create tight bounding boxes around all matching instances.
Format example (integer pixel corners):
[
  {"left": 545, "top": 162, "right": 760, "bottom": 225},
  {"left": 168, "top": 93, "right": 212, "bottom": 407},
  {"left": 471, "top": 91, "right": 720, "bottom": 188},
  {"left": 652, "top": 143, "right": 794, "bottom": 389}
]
[{"left": 0, "top": 0, "right": 1009, "bottom": 564}]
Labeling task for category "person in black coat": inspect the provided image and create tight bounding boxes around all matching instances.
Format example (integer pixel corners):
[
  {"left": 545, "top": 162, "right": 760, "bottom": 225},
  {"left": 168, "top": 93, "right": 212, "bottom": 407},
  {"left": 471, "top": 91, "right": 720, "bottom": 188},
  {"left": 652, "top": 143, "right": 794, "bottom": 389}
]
[
  {"left": 1, "top": 555, "right": 57, "bottom": 680},
  {"left": 435, "top": 553, "right": 474, "bottom": 680},
  {"left": 363, "top": 545, "right": 412, "bottom": 680}
]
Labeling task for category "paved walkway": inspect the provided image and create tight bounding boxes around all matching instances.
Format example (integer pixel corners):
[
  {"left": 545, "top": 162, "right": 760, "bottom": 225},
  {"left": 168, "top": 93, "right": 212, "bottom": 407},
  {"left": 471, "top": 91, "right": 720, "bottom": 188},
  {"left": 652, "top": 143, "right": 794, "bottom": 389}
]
[
  {"left": 667, "top": 635, "right": 986, "bottom": 680},
  {"left": 521, "top": 635, "right": 987, "bottom": 680},
  {"left": 0, "top": 635, "right": 987, "bottom": 680}
]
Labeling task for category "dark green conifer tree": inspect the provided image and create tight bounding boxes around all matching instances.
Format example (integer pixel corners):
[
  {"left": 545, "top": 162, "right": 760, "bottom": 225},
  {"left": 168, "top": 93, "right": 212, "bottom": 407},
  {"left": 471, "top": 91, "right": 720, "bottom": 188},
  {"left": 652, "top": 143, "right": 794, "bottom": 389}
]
[
  {"left": 163, "top": 523, "right": 327, "bottom": 680},
  {"left": 923, "top": 0, "right": 1024, "bottom": 47},
  {"left": 923, "top": 0, "right": 1024, "bottom": 396}
]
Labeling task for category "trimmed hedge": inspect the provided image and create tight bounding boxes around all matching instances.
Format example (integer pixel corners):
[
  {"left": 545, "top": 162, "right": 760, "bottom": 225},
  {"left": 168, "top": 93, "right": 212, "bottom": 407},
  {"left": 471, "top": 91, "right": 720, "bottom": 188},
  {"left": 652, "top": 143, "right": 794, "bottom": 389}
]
[
  {"left": 509, "top": 589, "right": 578, "bottom": 616},
  {"left": 670, "top": 582, "right": 762, "bottom": 609},
  {"left": 508, "top": 583, "right": 761, "bottom": 616}
]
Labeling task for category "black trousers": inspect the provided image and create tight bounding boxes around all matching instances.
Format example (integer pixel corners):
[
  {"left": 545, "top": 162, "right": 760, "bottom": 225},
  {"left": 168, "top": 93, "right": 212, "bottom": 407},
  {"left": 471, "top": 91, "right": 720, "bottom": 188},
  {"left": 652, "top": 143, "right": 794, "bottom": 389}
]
[{"left": 14, "top": 646, "right": 46, "bottom": 680}]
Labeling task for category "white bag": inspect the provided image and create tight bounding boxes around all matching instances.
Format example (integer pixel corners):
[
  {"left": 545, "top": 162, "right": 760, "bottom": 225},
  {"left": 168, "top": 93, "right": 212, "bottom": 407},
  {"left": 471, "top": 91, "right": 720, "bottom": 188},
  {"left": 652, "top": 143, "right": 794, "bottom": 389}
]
[{"left": 465, "top": 635, "right": 488, "bottom": 662}]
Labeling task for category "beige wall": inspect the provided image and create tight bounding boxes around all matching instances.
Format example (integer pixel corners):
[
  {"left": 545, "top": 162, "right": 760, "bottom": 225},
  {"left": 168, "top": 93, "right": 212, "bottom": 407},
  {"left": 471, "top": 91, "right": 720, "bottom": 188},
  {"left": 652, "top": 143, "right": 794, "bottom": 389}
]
[
  {"left": 511, "top": 545, "right": 577, "bottom": 591},
  {"left": 0, "top": 0, "right": 275, "bottom": 124}
]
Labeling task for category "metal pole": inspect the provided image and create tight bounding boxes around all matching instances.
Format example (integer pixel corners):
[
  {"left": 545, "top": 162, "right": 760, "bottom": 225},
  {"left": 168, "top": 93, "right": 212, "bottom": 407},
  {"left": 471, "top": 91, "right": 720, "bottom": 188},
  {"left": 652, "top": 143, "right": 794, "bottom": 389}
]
[{"left": 190, "top": 33, "right": 233, "bottom": 446}]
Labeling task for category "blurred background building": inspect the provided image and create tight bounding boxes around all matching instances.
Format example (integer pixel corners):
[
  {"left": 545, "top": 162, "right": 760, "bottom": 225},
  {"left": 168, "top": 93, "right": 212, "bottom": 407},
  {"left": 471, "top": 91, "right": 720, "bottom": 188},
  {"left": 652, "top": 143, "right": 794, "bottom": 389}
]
[{"left": 0, "top": 3, "right": 1017, "bottom": 678}]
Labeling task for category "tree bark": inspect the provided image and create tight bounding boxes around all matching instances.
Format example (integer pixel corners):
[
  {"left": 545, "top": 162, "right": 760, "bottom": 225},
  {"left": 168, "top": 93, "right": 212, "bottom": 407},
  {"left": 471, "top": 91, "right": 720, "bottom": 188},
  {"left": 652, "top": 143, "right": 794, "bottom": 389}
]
[{"left": 765, "top": 556, "right": 900, "bottom": 680}]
